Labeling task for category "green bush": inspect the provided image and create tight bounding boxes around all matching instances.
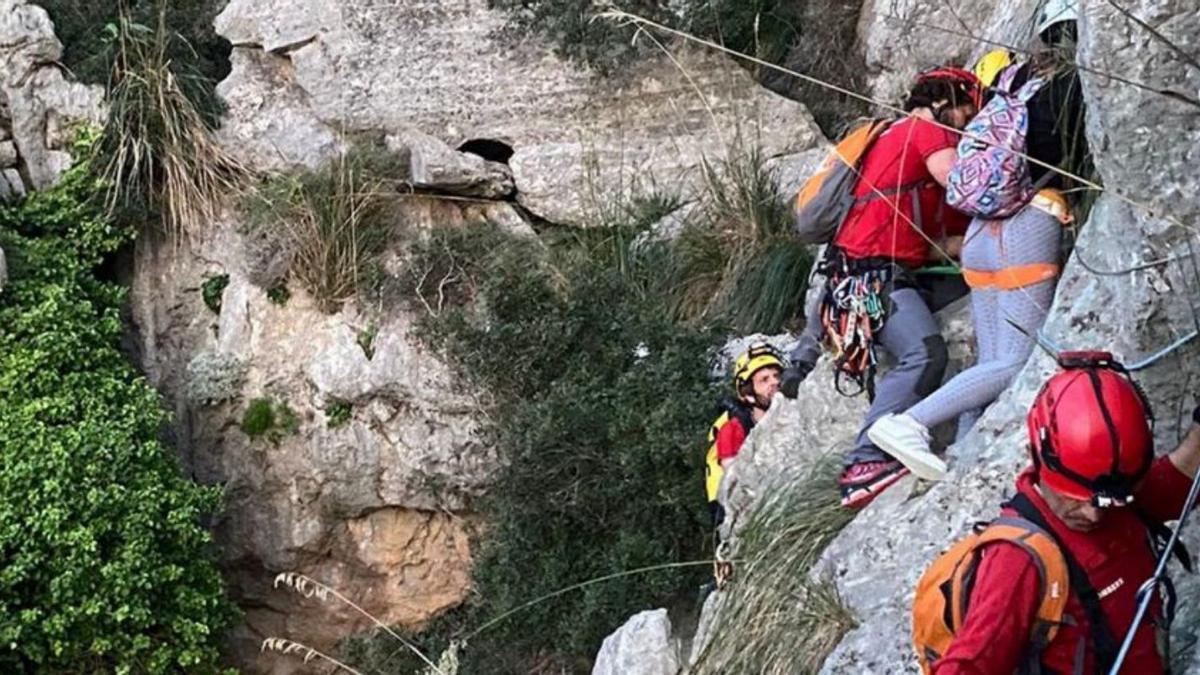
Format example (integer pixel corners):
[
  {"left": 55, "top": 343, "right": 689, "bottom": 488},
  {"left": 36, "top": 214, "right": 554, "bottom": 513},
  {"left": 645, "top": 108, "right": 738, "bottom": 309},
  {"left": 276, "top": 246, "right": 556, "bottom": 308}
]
[
  {"left": 362, "top": 223, "right": 723, "bottom": 673},
  {"left": 357, "top": 325, "right": 378, "bottom": 360},
  {"left": 241, "top": 145, "right": 403, "bottom": 312},
  {"left": 96, "top": 11, "right": 249, "bottom": 239},
  {"left": 201, "top": 273, "right": 229, "bottom": 313},
  {"left": 267, "top": 284, "right": 291, "bottom": 306},
  {"left": 661, "top": 147, "right": 813, "bottom": 333},
  {"left": 326, "top": 400, "right": 353, "bottom": 429},
  {"left": 0, "top": 150, "right": 235, "bottom": 671},
  {"left": 241, "top": 397, "right": 299, "bottom": 443}
]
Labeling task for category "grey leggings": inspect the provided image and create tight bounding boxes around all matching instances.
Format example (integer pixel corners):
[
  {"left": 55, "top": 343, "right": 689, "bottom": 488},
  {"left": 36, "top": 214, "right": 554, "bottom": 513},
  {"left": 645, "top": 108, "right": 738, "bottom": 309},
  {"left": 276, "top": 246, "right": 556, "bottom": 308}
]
[{"left": 906, "top": 205, "right": 1062, "bottom": 432}]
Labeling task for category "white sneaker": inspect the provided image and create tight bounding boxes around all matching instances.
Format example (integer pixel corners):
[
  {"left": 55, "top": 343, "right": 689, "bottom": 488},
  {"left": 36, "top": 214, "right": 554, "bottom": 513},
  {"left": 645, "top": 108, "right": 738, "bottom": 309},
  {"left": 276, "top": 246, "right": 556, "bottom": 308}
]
[{"left": 867, "top": 413, "right": 948, "bottom": 481}]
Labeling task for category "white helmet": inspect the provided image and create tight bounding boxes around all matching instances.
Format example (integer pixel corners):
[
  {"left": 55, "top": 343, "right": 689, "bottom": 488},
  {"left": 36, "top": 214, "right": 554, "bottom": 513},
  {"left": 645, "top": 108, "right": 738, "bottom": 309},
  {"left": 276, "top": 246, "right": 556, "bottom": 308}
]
[{"left": 1036, "top": 0, "right": 1079, "bottom": 36}]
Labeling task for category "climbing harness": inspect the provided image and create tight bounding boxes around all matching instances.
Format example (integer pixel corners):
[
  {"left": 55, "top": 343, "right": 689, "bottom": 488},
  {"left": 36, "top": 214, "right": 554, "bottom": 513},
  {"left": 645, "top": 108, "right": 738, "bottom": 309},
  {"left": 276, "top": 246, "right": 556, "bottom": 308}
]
[{"left": 818, "top": 251, "right": 895, "bottom": 400}]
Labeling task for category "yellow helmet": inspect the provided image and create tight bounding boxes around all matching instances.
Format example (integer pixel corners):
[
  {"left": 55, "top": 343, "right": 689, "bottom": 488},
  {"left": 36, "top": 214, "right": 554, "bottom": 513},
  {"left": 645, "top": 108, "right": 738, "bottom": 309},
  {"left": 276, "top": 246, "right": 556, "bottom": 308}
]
[
  {"left": 973, "top": 48, "right": 1015, "bottom": 88},
  {"left": 733, "top": 342, "right": 786, "bottom": 393}
]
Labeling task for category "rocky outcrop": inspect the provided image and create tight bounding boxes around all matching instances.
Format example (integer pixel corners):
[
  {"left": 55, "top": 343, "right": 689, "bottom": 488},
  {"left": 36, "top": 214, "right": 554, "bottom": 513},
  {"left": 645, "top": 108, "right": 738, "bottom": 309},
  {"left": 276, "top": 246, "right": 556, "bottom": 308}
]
[
  {"left": 856, "top": 0, "right": 1043, "bottom": 100},
  {"left": 126, "top": 208, "right": 499, "bottom": 672},
  {"left": 0, "top": 1, "right": 104, "bottom": 196},
  {"left": 592, "top": 609, "right": 681, "bottom": 675},
  {"left": 212, "top": 0, "right": 822, "bottom": 225},
  {"left": 717, "top": 299, "right": 974, "bottom": 541}
]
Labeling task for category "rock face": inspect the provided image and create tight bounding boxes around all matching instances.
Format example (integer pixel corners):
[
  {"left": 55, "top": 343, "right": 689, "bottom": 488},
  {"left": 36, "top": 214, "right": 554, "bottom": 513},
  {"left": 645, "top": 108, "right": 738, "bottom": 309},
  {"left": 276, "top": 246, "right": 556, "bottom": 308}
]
[
  {"left": 212, "top": 0, "right": 822, "bottom": 224},
  {"left": 125, "top": 210, "right": 498, "bottom": 672},
  {"left": 591, "top": 609, "right": 681, "bottom": 675},
  {"left": 0, "top": 1, "right": 104, "bottom": 197},
  {"left": 856, "top": 0, "right": 1043, "bottom": 99}
]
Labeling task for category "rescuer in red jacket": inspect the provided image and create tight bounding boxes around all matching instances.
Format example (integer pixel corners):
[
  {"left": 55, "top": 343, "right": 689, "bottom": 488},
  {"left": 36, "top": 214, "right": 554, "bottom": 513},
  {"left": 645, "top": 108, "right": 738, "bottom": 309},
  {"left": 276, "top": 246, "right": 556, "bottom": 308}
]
[{"left": 933, "top": 354, "right": 1200, "bottom": 674}]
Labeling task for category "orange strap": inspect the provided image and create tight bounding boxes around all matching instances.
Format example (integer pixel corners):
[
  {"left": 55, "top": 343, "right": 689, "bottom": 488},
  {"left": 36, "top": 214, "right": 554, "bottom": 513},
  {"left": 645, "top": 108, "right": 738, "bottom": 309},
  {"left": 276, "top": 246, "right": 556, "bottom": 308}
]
[
  {"left": 963, "top": 263, "right": 1059, "bottom": 290},
  {"left": 1030, "top": 188, "right": 1073, "bottom": 225}
]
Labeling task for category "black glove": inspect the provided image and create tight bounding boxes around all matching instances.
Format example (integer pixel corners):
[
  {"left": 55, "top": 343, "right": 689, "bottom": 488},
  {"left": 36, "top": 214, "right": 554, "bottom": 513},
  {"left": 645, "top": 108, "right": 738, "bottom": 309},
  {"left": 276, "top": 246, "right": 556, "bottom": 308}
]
[{"left": 780, "top": 362, "right": 814, "bottom": 399}]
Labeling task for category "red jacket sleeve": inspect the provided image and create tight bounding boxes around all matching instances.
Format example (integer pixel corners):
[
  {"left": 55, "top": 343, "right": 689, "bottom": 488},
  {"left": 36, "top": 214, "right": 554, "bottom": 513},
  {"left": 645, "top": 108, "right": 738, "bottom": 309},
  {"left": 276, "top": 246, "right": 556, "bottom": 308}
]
[
  {"left": 1134, "top": 455, "right": 1195, "bottom": 523},
  {"left": 715, "top": 418, "right": 747, "bottom": 462},
  {"left": 912, "top": 118, "right": 961, "bottom": 160},
  {"left": 932, "top": 543, "right": 1042, "bottom": 675}
]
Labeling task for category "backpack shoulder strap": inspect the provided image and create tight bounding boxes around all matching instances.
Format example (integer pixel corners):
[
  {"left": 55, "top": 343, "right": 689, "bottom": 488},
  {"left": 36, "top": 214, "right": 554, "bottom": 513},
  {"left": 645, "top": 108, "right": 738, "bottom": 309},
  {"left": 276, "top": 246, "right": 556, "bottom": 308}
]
[
  {"left": 707, "top": 410, "right": 731, "bottom": 443},
  {"left": 974, "top": 517, "right": 1072, "bottom": 652},
  {"left": 1008, "top": 492, "right": 1120, "bottom": 673},
  {"left": 997, "top": 63, "right": 1023, "bottom": 93},
  {"left": 726, "top": 402, "right": 755, "bottom": 435}
]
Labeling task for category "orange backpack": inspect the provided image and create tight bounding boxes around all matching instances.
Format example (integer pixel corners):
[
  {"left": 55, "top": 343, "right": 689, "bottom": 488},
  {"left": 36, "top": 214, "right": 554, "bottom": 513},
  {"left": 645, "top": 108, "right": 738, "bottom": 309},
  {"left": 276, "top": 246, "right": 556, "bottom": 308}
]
[
  {"left": 912, "top": 516, "right": 1071, "bottom": 673},
  {"left": 792, "top": 118, "right": 893, "bottom": 244}
]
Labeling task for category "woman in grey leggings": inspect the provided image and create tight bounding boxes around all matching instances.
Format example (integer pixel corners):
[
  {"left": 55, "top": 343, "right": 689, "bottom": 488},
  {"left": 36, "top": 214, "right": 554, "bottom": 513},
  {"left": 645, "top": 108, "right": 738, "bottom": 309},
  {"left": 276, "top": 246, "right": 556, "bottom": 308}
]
[{"left": 866, "top": 196, "right": 1067, "bottom": 480}]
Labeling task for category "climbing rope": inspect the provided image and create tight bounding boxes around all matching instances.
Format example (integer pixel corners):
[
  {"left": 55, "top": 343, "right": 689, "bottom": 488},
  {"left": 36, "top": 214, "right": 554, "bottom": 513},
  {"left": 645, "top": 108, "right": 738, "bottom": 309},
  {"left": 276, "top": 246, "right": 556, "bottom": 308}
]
[{"left": 600, "top": 9, "right": 1200, "bottom": 239}]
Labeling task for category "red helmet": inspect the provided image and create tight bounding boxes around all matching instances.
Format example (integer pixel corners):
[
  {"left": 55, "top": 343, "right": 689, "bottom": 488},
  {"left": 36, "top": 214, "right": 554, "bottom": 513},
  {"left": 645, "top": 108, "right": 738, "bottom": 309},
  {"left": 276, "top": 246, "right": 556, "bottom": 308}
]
[
  {"left": 916, "top": 66, "right": 984, "bottom": 109},
  {"left": 1026, "top": 352, "right": 1154, "bottom": 507}
]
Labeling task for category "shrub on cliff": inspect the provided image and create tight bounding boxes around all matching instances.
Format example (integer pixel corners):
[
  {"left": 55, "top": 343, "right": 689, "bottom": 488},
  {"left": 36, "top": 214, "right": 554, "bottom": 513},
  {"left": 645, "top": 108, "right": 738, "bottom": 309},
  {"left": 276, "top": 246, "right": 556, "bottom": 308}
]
[
  {"left": 0, "top": 147, "right": 236, "bottom": 672},
  {"left": 367, "top": 222, "right": 721, "bottom": 673}
]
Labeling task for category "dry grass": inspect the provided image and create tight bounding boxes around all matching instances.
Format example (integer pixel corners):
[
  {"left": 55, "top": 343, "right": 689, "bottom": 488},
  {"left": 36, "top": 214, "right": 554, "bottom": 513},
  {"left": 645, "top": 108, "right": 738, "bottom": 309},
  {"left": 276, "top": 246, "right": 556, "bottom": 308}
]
[
  {"left": 98, "top": 9, "right": 249, "bottom": 240},
  {"left": 659, "top": 144, "right": 812, "bottom": 333},
  {"left": 270, "top": 572, "right": 446, "bottom": 673},
  {"left": 690, "top": 454, "right": 857, "bottom": 674},
  {"left": 246, "top": 149, "right": 395, "bottom": 312}
]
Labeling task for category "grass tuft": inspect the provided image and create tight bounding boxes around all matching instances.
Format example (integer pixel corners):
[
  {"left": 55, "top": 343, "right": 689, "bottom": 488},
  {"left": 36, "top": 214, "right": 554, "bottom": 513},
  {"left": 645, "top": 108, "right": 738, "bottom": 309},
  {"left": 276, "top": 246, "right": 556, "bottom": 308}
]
[
  {"left": 658, "top": 145, "right": 813, "bottom": 333},
  {"left": 691, "top": 454, "right": 857, "bottom": 674},
  {"left": 97, "top": 9, "right": 250, "bottom": 240},
  {"left": 242, "top": 146, "right": 401, "bottom": 313}
]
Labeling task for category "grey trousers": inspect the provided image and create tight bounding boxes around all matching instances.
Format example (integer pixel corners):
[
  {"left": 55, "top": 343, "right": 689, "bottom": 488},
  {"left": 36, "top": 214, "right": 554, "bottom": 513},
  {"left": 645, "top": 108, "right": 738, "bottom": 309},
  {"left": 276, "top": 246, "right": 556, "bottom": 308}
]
[
  {"left": 789, "top": 275, "right": 950, "bottom": 468},
  {"left": 845, "top": 286, "right": 948, "bottom": 466}
]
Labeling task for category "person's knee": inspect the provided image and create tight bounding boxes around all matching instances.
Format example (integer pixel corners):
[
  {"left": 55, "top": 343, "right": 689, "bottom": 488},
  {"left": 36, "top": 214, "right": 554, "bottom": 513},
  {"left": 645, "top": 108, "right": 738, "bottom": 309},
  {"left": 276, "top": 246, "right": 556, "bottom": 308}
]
[{"left": 914, "top": 335, "right": 948, "bottom": 396}]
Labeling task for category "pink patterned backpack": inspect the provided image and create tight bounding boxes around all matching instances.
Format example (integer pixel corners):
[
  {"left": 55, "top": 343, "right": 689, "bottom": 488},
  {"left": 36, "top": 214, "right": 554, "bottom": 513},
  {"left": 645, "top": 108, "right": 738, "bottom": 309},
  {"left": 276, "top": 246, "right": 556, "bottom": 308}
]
[{"left": 946, "top": 67, "right": 1047, "bottom": 219}]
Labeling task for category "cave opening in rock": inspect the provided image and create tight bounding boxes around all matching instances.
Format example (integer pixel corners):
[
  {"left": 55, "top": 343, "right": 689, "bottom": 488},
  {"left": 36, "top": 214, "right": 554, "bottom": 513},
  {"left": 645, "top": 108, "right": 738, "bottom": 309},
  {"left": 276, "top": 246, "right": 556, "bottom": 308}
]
[{"left": 457, "top": 138, "right": 514, "bottom": 164}]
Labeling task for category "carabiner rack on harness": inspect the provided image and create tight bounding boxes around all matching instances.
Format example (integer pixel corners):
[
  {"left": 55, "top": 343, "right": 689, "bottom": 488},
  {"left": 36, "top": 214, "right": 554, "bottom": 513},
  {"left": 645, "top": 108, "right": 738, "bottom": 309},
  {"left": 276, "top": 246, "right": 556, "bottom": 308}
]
[{"left": 818, "top": 254, "right": 892, "bottom": 401}]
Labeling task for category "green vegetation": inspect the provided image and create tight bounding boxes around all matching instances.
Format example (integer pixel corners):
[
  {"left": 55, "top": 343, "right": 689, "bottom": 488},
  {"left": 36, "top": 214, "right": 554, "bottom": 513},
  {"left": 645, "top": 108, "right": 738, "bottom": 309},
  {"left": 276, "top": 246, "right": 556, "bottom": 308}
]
[
  {"left": 95, "top": 10, "right": 249, "bottom": 238},
  {"left": 343, "top": 222, "right": 722, "bottom": 673},
  {"left": 241, "top": 146, "right": 405, "bottom": 313},
  {"left": 241, "top": 397, "right": 300, "bottom": 443},
  {"left": 357, "top": 325, "right": 379, "bottom": 360},
  {"left": 326, "top": 400, "right": 353, "bottom": 429},
  {"left": 0, "top": 145, "right": 235, "bottom": 672},
  {"left": 267, "top": 283, "right": 291, "bottom": 306},
  {"left": 335, "top": 145, "right": 815, "bottom": 672},
  {"left": 201, "top": 272, "right": 229, "bottom": 313},
  {"left": 40, "top": 0, "right": 230, "bottom": 123},
  {"left": 691, "top": 456, "right": 857, "bottom": 674},
  {"left": 663, "top": 148, "right": 813, "bottom": 333}
]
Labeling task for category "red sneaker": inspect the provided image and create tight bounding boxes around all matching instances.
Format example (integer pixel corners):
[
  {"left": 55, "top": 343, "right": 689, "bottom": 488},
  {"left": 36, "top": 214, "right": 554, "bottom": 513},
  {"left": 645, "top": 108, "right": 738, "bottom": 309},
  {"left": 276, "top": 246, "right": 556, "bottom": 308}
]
[{"left": 839, "top": 461, "right": 910, "bottom": 509}]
